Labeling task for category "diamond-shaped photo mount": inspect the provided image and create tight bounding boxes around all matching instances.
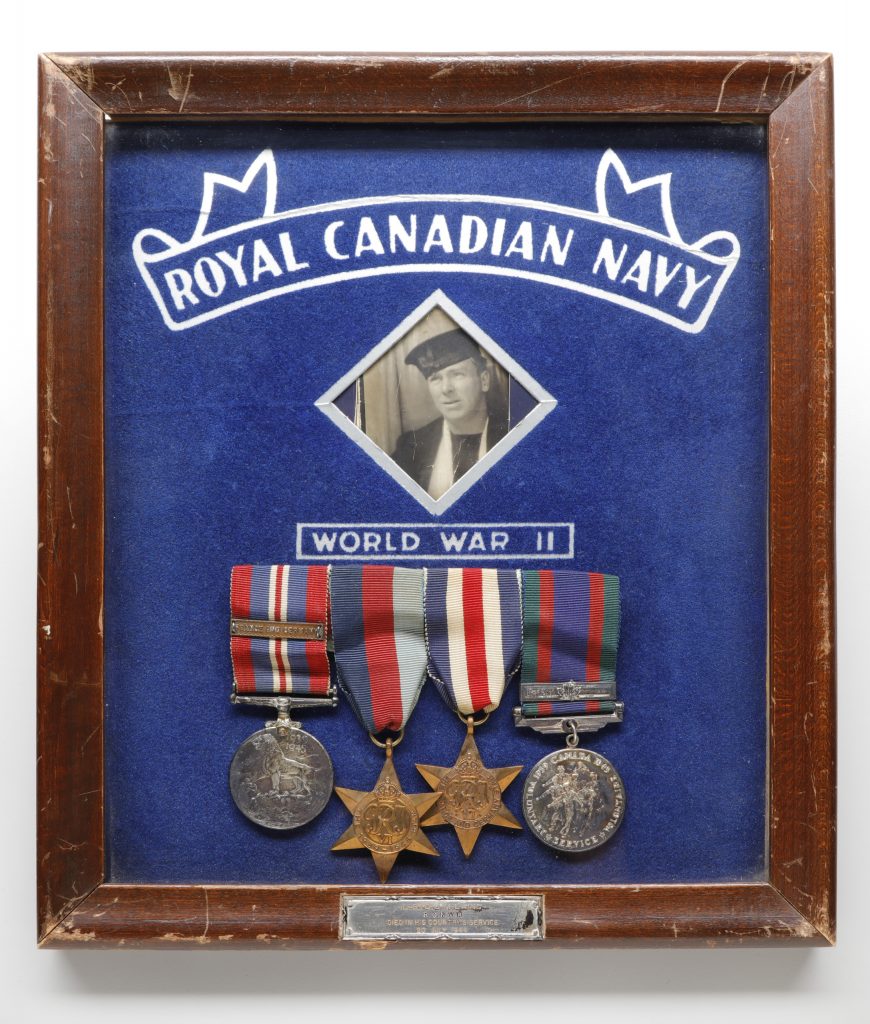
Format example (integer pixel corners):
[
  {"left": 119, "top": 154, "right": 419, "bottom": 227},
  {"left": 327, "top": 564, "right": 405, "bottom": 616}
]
[{"left": 315, "top": 290, "right": 557, "bottom": 515}]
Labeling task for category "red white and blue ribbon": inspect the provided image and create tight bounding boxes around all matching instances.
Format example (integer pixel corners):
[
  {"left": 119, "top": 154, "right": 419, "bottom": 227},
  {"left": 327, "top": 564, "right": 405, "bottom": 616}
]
[
  {"left": 329, "top": 565, "right": 427, "bottom": 735},
  {"left": 424, "top": 568, "right": 522, "bottom": 717},
  {"left": 230, "top": 564, "right": 330, "bottom": 695}
]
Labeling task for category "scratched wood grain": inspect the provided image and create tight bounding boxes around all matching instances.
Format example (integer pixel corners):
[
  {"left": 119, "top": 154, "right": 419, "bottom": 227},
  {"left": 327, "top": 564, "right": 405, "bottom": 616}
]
[
  {"left": 47, "top": 883, "right": 821, "bottom": 948},
  {"left": 37, "top": 54, "right": 105, "bottom": 939},
  {"left": 46, "top": 52, "right": 816, "bottom": 118},
  {"left": 36, "top": 52, "right": 835, "bottom": 947},
  {"left": 768, "top": 57, "right": 836, "bottom": 943}
]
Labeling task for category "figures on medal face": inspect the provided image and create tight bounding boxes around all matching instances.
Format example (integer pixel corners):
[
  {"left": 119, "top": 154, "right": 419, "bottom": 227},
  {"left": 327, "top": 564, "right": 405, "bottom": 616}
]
[
  {"left": 230, "top": 726, "right": 335, "bottom": 830},
  {"left": 538, "top": 760, "right": 600, "bottom": 838},
  {"left": 260, "top": 732, "right": 316, "bottom": 799},
  {"left": 228, "top": 562, "right": 624, "bottom": 860},
  {"left": 228, "top": 564, "right": 337, "bottom": 830}
]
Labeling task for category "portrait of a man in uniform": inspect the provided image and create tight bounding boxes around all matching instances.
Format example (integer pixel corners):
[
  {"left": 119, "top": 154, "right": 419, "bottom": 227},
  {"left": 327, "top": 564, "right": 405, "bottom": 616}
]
[
  {"left": 344, "top": 309, "right": 517, "bottom": 502},
  {"left": 392, "top": 328, "right": 509, "bottom": 499}
]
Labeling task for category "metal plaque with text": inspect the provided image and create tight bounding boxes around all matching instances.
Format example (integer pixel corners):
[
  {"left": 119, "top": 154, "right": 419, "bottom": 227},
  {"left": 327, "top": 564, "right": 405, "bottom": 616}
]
[{"left": 340, "top": 895, "right": 544, "bottom": 941}]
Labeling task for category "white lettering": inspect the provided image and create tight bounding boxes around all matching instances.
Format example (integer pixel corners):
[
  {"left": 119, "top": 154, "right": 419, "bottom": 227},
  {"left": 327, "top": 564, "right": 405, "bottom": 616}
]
[
  {"left": 355, "top": 217, "right": 386, "bottom": 257},
  {"left": 540, "top": 225, "right": 574, "bottom": 266},
  {"left": 338, "top": 531, "right": 360, "bottom": 553},
  {"left": 251, "top": 238, "right": 282, "bottom": 282},
  {"left": 440, "top": 531, "right": 467, "bottom": 552},
  {"left": 309, "top": 531, "right": 337, "bottom": 553},
  {"left": 278, "top": 231, "right": 309, "bottom": 272},
  {"left": 592, "top": 238, "right": 628, "bottom": 280},
  {"left": 402, "top": 532, "right": 421, "bottom": 552},
  {"left": 467, "top": 531, "right": 486, "bottom": 552},
  {"left": 164, "top": 268, "right": 200, "bottom": 310},
  {"left": 678, "top": 266, "right": 713, "bottom": 309},
  {"left": 459, "top": 215, "right": 487, "bottom": 254},
  {"left": 363, "top": 531, "right": 382, "bottom": 552},
  {"left": 504, "top": 221, "right": 534, "bottom": 260},
  {"left": 324, "top": 221, "right": 350, "bottom": 260},
  {"left": 621, "top": 250, "right": 652, "bottom": 292},
  {"left": 423, "top": 215, "right": 454, "bottom": 254},
  {"left": 216, "top": 245, "right": 248, "bottom": 287},
  {"left": 490, "top": 531, "right": 509, "bottom": 551},
  {"left": 388, "top": 214, "right": 417, "bottom": 254},
  {"left": 490, "top": 218, "right": 507, "bottom": 256},
  {"left": 654, "top": 254, "right": 683, "bottom": 297},
  {"left": 193, "top": 256, "right": 226, "bottom": 298}
]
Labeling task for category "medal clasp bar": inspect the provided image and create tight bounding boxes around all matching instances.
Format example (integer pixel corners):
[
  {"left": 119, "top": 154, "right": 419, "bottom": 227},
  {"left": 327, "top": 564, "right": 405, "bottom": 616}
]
[
  {"left": 231, "top": 689, "right": 339, "bottom": 731},
  {"left": 519, "top": 680, "right": 617, "bottom": 703},
  {"left": 231, "top": 617, "right": 325, "bottom": 642},
  {"left": 512, "top": 704, "right": 624, "bottom": 736}
]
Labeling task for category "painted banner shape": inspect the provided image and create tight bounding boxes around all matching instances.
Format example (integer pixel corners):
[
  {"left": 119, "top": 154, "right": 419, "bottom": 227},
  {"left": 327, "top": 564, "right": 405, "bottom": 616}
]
[{"left": 133, "top": 149, "right": 741, "bottom": 335}]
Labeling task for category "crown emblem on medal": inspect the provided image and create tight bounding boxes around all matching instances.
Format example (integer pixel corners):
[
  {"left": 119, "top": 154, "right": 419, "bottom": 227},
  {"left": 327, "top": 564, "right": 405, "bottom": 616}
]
[
  {"left": 455, "top": 753, "right": 480, "bottom": 773},
  {"left": 374, "top": 778, "right": 402, "bottom": 799},
  {"left": 332, "top": 751, "right": 441, "bottom": 881}
]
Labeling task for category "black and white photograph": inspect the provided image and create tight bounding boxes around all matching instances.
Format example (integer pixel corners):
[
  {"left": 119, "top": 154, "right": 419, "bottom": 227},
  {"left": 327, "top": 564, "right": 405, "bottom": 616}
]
[{"left": 354, "top": 310, "right": 513, "bottom": 498}]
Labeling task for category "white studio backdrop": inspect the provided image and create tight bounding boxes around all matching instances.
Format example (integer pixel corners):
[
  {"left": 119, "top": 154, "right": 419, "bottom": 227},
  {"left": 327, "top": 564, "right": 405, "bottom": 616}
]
[{"left": 4, "top": 2, "right": 868, "bottom": 1022}]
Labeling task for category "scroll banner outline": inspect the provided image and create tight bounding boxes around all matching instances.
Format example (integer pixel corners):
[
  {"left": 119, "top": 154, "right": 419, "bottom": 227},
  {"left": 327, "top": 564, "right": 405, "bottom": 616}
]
[{"left": 132, "top": 149, "right": 741, "bottom": 335}]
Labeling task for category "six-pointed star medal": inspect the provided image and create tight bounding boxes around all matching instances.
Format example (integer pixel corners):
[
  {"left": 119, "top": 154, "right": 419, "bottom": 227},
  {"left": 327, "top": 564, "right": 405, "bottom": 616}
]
[
  {"left": 332, "top": 754, "right": 441, "bottom": 882},
  {"left": 416, "top": 731, "right": 523, "bottom": 856}
]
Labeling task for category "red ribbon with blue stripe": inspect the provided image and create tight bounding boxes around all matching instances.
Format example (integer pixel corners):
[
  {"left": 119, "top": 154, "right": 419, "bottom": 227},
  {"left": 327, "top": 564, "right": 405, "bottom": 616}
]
[
  {"left": 329, "top": 565, "right": 428, "bottom": 735},
  {"left": 230, "top": 564, "right": 330, "bottom": 696},
  {"left": 520, "top": 569, "right": 620, "bottom": 716},
  {"left": 424, "top": 567, "right": 523, "bottom": 717},
  {"left": 521, "top": 699, "right": 619, "bottom": 718}
]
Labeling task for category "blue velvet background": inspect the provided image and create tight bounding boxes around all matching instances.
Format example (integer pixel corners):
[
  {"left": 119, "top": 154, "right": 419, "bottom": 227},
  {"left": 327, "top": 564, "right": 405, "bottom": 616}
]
[{"left": 104, "top": 122, "right": 768, "bottom": 885}]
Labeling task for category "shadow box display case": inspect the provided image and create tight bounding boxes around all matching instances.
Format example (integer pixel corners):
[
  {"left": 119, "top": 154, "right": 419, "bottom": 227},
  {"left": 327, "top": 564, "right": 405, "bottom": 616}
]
[{"left": 37, "top": 51, "right": 835, "bottom": 948}]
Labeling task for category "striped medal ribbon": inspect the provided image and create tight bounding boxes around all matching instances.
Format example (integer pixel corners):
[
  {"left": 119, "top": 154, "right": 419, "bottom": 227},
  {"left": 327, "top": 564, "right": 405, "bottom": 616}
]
[
  {"left": 416, "top": 568, "right": 525, "bottom": 856},
  {"left": 329, "top": 565, "right": 428, "bottom": 735},
  {"left": 230, "top": 563, "right": 330, "bottom": 695},
  {"left": 424, "top": 567, "right": 523, "bottom": 716},
  {"left": 519, "top": 569, "right": 625, "bottom": 854},
  {"left": 329, "top": 565, "right": 441, "bottom": 882},
  {"left": 227, "top": 564, "right": 335, "bottom": 832},
  {"left": 520, "top": 569, "right": 620, "bottom": 718},
  {"left": 521, "top": 698, "right": 620, "bottom": 718}
]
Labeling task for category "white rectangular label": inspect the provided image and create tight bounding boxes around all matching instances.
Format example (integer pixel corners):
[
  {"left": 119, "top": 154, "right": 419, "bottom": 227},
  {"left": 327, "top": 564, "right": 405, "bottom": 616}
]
[{"left": 297, "top": 522, "right": 574, "bottom": 561}]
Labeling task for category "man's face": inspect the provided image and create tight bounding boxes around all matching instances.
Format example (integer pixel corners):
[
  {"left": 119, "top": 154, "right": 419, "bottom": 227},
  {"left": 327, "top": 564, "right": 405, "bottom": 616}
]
[{"left": 426, "top": 357, "right": 490, "bottom": 425}]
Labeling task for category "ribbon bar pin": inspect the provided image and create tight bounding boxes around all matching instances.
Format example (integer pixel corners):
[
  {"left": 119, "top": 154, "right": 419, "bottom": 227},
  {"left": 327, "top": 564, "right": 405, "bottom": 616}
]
[{"left": 231, "top": 617, "right": 325, "bottom": 642}]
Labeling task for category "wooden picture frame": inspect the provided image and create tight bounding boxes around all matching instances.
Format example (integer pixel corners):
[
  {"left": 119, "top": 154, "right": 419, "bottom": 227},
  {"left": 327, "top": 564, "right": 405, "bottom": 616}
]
[{"left": 37, "top": 51, "right": 835, "bottom": 948}]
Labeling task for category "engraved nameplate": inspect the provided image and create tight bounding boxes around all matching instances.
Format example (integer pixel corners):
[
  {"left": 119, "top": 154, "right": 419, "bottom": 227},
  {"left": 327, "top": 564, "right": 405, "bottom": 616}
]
[
  {"left": 340, "top": 895, "right": 544, "bottom": 941},
  {"left": 231, "top": 618, "right": 325, "bottom": 641}
]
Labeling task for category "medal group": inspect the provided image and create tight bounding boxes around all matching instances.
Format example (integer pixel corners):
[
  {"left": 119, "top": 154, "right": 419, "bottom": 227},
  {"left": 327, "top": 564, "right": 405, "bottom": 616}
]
[{"left": 228, "top": 564, "right": 625, "bottom": 881}]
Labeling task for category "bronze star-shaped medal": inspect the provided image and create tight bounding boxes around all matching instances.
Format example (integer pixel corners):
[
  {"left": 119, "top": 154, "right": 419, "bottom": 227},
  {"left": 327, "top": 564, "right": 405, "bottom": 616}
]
[
  {"left": 331, "top": 754, "right": 441, "bottom": 882},
  {"left": 416, "top": 729, "right": 523, "bottom": 856}
]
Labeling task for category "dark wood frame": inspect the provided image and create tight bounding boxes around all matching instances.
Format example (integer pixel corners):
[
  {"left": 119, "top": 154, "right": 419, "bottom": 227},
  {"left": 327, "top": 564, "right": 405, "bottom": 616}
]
[{"left": 37, "top": 52, "right": 835, "bottom": 948}]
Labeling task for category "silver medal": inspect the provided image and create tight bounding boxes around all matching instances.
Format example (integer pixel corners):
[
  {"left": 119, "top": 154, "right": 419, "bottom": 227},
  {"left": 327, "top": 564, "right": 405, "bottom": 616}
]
[
  {"left": 523, "top": 746, "right": 625, "bottom": 852},
  {"left": 230, "top": 721, "right": 333, "bottom": 830}
]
